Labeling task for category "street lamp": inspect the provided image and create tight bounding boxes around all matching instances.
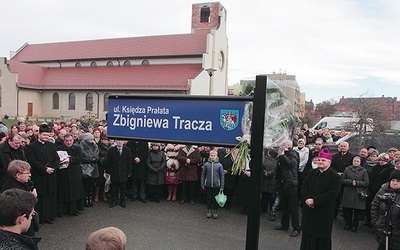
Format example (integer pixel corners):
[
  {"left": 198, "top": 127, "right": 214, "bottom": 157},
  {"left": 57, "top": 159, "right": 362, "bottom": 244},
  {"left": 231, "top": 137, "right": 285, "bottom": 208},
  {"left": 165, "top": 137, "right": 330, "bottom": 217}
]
[{"left": 205, "top": 68, "right": 216, "bottom": 95}]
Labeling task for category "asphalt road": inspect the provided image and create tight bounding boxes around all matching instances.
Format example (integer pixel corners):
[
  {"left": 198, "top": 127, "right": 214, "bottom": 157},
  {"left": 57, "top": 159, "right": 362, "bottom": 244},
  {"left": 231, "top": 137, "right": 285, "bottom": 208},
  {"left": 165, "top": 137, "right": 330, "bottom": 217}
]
[{"left": 36, "top": 198, "right": 377, "bottom": 250}]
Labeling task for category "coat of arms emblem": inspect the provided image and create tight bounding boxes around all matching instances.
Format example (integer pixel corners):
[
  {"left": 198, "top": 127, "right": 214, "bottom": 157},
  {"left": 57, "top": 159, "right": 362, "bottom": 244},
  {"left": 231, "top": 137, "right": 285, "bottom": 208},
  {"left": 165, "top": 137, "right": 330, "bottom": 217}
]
[{"left": 220, "top": 109, "right": 239, "bottom": 131}]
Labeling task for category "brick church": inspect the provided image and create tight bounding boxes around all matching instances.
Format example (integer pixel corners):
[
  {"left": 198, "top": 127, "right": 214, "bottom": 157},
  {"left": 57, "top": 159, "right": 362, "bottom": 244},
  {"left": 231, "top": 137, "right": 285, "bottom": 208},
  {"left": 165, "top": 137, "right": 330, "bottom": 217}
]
[{"left": 0, "top": 2, "right": 228, "bottom": 120}]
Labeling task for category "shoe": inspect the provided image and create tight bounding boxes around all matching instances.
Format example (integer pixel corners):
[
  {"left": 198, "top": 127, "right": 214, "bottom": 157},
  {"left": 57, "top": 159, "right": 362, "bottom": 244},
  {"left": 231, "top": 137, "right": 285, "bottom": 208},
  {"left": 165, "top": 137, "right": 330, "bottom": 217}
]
[
  {"left": 212, "top": 210, "right": 218, "bottom": 219},
  {"left": 58, "top": 214, "right": 64, "bottom": 218},
  {"left": 45, "top": 219, "right": 54, "bottom": 224},
  {"left": 141, "top": 198, "right": 148, "bottom": 203},
  {"left": 351, "top": 227, "right": 357, "bottom": 232},
  {"left": 268, "top": 212, "right": 276, "bottom": 221},
  {"left": 343, "top": 226, "right": 351, "bottom": 230},
  {"left": 274, "top": 225, "right": 289, "bottom": 231},
  {"left": 190, "top": 200, "right": 195, "bottom": 205},
  {"left": 179, "top": 200, "right": 186, "bottom": 204},
  {"left": 206, "top": 209, "right": 212, "bottom": 218},
  {"left": 89, "top": 197, "right": 94, "bottom": 207},
  {"left": 121, "top": 202, "right": 126, "bottom": 208},
  {"left": 290, "top": 230, "right": 301, "bottom": 237},
  {"left": 85, "top": 197, "right": 89, "bottom": 208},
  {"left": 109, "top": 202, "right": 116, "bottom": 208},
  {"left": 71, "top": 212, "right": 79, "bottom": 216}
]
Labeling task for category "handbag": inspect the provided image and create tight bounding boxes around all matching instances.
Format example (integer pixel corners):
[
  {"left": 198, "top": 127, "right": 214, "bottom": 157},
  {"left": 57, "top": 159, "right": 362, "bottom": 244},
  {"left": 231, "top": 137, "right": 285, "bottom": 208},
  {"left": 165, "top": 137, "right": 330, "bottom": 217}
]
[
  {"left": 357, "top": 188, "right": 369, "bottom": 199},
  {"left": 81, "top": 163, "right": 95, "bottom": 178},
  {"left": 215, "top": 190, "right": 227, "bottom": 207}
]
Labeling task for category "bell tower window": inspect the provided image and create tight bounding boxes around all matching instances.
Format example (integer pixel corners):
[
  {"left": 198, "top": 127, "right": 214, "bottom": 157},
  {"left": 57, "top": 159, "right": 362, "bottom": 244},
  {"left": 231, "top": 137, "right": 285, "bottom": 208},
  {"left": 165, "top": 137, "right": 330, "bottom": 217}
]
[{"left": 200, "top": 6, "right": 210, "bottom": 23}]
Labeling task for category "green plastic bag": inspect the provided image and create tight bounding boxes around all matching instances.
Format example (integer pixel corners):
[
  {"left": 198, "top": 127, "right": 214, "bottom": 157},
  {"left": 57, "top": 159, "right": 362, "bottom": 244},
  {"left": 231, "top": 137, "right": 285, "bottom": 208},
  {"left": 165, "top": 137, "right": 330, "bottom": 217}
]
[{"left": 215, "top": 190, "right": 227, "bottom": 207}]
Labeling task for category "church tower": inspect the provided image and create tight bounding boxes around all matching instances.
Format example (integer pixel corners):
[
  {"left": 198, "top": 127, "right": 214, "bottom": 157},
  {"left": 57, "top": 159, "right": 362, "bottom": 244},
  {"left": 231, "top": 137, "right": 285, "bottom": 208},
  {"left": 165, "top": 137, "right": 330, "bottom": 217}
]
[{"left": 191, "top": 2, "right": 226, "bottom": 33}]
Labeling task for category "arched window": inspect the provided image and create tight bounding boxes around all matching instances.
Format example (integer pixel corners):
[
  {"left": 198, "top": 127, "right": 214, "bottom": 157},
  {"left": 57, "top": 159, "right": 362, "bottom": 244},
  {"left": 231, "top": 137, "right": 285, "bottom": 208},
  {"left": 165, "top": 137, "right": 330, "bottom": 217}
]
[
  {"left": 90, "top": 62, "right": 97, "bottom": 67},
  {"left": 141, "top": 60, "right": 149, "bottom": 65},
  {"left": 104, "top": 93, "right": 110, "bottom": 111},
  {"left": 52, "top": 93, "right": 59, "bottom": 109},
  {"left": 75, "top": 62, "right": 81, "bottom": 67},
  {"left": 200, "top": 6, "right": 210, "bottom": 22},
  {"left": 69, "top": 93, "right": 75, "bottom": 110},
  {"left": 106, "top": 61, "right": 114, "bottom": 66},
  {"left": 86, "top": 93, "right": 93, "bottom": 111},
  {"left": 123, "top": 60, "right": 131, "bottom": 66}
]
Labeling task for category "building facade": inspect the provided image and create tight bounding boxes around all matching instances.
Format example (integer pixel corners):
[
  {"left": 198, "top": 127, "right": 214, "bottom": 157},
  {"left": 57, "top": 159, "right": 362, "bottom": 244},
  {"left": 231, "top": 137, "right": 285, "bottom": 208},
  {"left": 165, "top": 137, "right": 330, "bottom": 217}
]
[{"left": 0, "top": 2, "right": 228, "bottom": 120}]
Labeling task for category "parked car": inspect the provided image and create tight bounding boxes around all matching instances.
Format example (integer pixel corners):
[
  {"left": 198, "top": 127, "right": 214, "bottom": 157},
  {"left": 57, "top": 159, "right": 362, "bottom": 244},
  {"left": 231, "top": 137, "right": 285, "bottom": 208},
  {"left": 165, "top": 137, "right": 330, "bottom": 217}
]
[{"left": 318, "top": 132, "right": 400, "bottom": 155}]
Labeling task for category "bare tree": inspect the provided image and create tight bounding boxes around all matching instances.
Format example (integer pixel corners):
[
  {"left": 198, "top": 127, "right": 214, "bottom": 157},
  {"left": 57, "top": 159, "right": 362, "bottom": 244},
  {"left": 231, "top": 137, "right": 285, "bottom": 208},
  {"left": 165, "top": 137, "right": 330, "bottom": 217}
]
[
  {"left": 315, "top": 99, "right": 337, "bottom": 118},
  {"left": 346, "top": 97, "right": 391, "bottom": 149}
]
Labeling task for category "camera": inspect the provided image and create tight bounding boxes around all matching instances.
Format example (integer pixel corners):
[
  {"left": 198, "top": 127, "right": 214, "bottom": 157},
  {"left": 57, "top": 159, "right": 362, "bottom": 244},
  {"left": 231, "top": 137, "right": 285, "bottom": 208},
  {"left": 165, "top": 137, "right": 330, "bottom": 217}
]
[
  {"left": 377, "top": 193, "right": 396, "bottom": 205},
  {"left": 27, "top": 178, "right": 35, "bottom": 192}
]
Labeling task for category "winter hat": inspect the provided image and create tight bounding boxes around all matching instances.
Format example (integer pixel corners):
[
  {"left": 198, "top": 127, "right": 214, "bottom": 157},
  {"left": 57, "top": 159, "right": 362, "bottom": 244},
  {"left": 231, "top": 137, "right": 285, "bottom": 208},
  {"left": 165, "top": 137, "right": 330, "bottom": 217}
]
[
  {"left": 298, "top": 138, "right": 305, "bottom": 144},
  {"left": 150, "top": 142, "right": 161, "bottom": 147},
  {"left": 39, "top": 124, "right": 51, "bottom": 133},
  {"left": 390, "top": 170, "right": 400, "bottom": 181},
  {"left": 311, "top": 151, "right": 320, "bottom": 159},
  {"left": 318, "top": 148, "right": 332, "bottom": 161},
  {"left": 84, "top": 133, "right": 94, "bottom": 141},
  {"left": 378, "top": 153, "right": 390, "bottom": 162}
]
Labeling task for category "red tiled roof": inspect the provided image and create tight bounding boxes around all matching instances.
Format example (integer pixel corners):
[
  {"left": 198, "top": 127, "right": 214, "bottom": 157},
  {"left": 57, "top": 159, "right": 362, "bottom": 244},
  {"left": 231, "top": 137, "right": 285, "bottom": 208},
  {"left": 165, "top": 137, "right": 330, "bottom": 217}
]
[
  {"left": 12, "top": 33, "right": 208, "bottom": 62},
  {"left": 8, "top": 60, "right": 202, "bottom": 90}
]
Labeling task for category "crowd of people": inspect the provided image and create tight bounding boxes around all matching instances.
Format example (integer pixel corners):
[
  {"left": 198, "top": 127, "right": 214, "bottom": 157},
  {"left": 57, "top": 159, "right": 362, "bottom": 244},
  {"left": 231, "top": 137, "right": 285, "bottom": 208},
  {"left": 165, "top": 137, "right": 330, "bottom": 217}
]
[{"left": 0, "top": 118, "right": 400, "bottom": 249}]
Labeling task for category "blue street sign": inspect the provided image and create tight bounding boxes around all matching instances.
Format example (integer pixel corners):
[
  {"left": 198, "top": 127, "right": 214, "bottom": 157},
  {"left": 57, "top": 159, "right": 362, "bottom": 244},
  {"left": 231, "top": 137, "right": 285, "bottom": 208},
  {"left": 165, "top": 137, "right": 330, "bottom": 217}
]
[{"left": 107, "top": 95, "right": 252, "bottom": 146}]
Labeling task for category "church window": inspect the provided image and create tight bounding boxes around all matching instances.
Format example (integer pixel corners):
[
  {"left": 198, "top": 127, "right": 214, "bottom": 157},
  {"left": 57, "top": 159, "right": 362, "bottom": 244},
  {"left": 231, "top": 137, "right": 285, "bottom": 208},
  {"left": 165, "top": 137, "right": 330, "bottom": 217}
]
[
  {"left": 52, "top": 93, "right": 59, "bottom": 109},
  {"left": 200, "top": 6, "right": 210, "bottom": 22},
  {"left": 69, "top": 93, "right": 75, "bottom": 110},
  {"left": 104, "top": 93, "right": 110, "bottom": 111},
  {"left": 86, "top": 93, "right": 93, "bottom": 111}
]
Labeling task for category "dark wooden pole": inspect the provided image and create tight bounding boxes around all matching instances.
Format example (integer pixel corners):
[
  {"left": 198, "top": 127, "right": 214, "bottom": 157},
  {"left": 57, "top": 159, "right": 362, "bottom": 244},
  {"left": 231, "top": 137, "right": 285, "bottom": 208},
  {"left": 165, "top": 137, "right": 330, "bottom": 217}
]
[{"left": 245, "top": 75, "right": 267, "bottom": 250}]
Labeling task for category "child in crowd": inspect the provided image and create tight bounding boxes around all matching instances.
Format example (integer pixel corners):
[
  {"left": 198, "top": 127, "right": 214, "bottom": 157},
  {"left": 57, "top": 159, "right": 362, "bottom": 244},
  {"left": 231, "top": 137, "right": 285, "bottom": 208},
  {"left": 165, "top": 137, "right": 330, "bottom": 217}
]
[{"left": 201, "top": 150, "right": 225, "bottom": 219}]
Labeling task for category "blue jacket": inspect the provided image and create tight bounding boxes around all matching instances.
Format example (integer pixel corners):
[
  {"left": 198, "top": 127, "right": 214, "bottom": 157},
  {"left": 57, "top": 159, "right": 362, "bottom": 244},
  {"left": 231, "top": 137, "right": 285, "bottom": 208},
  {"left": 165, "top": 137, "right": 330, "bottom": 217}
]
[{"left": 201, "top": 158, "right": 225, "bottom": 189}]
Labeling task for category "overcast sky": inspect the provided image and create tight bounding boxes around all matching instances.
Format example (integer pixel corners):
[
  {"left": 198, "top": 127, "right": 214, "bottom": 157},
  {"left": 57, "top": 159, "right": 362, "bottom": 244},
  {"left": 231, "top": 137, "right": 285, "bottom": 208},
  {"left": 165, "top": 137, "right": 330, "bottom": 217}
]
[{"left": 1, "top": 0, "right": 399, "bottom": 104}]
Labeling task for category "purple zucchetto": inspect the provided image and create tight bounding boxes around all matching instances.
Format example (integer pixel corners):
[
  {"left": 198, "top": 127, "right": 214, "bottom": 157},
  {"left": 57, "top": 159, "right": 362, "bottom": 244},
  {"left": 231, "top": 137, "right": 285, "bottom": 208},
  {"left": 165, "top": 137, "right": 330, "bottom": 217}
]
[{"left": 318, "top": 148, "right": 332, "bottom": 161}]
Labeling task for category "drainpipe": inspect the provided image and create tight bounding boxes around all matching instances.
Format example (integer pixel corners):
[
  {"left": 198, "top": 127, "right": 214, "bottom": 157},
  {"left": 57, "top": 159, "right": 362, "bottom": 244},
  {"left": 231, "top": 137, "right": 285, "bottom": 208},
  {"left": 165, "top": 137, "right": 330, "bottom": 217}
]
[
  {"left": 16, "top": 88, "right": 20, "bottom": 117},
  {"left": 95, "top": 91, "right": 100, "bottom": 119}
]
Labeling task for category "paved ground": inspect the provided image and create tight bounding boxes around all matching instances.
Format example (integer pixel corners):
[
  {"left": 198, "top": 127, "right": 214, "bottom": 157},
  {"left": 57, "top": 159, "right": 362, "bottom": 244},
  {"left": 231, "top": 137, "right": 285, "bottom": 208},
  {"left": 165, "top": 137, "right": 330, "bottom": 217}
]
[{"left": 36, "top": 198, "right": 377, "bottom": 250}]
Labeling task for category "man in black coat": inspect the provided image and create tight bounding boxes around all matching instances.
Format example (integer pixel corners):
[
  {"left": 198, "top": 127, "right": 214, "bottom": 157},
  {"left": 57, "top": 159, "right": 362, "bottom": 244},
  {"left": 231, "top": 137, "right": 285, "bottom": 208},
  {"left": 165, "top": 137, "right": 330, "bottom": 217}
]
[
  {"left": 56, "top": 133, "right": 85, "bottom": 217},
  {"left": 25, "top": 124, "right": 60, "bottom": 224},
  {"left": 126, "top": 140, "right": 148, "bottom": 202},
  {"left": 106, "top": 140, "right": 132, "bottom": 208},
  {"left": 274, "top": 140, "right": 301, "bottom": 237},
  {"left": 0, "top": 133, "right": 27, "bottom": 189},
  {"left": 0, "top": 189, "right": 40, "bottom": 249},
  {"left": 300, "top": 148, "right": 341, "bottom": 250},
  {"left": 331, "top": 141, "right": 354, "bottom": 217}
]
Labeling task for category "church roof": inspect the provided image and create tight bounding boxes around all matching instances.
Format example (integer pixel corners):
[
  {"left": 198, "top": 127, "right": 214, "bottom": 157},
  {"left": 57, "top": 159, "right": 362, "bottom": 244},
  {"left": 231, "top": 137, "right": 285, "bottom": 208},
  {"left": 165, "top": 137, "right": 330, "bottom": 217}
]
[
  {"left": 8, "top": 60, "right": 202, "bottom": 90},
  {"left": 11, "top": 33, "right": 208, "bottom": 62}
]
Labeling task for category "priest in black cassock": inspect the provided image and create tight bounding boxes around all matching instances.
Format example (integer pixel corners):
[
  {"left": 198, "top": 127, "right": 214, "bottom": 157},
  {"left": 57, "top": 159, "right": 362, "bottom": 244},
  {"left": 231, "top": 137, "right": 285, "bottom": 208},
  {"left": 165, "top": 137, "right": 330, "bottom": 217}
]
[
  {"left": 26, "top": 124, "right": 60, "bottom": 224},
  {"left": 300, "top": 148, "right": 341, "bottom": 250}
]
